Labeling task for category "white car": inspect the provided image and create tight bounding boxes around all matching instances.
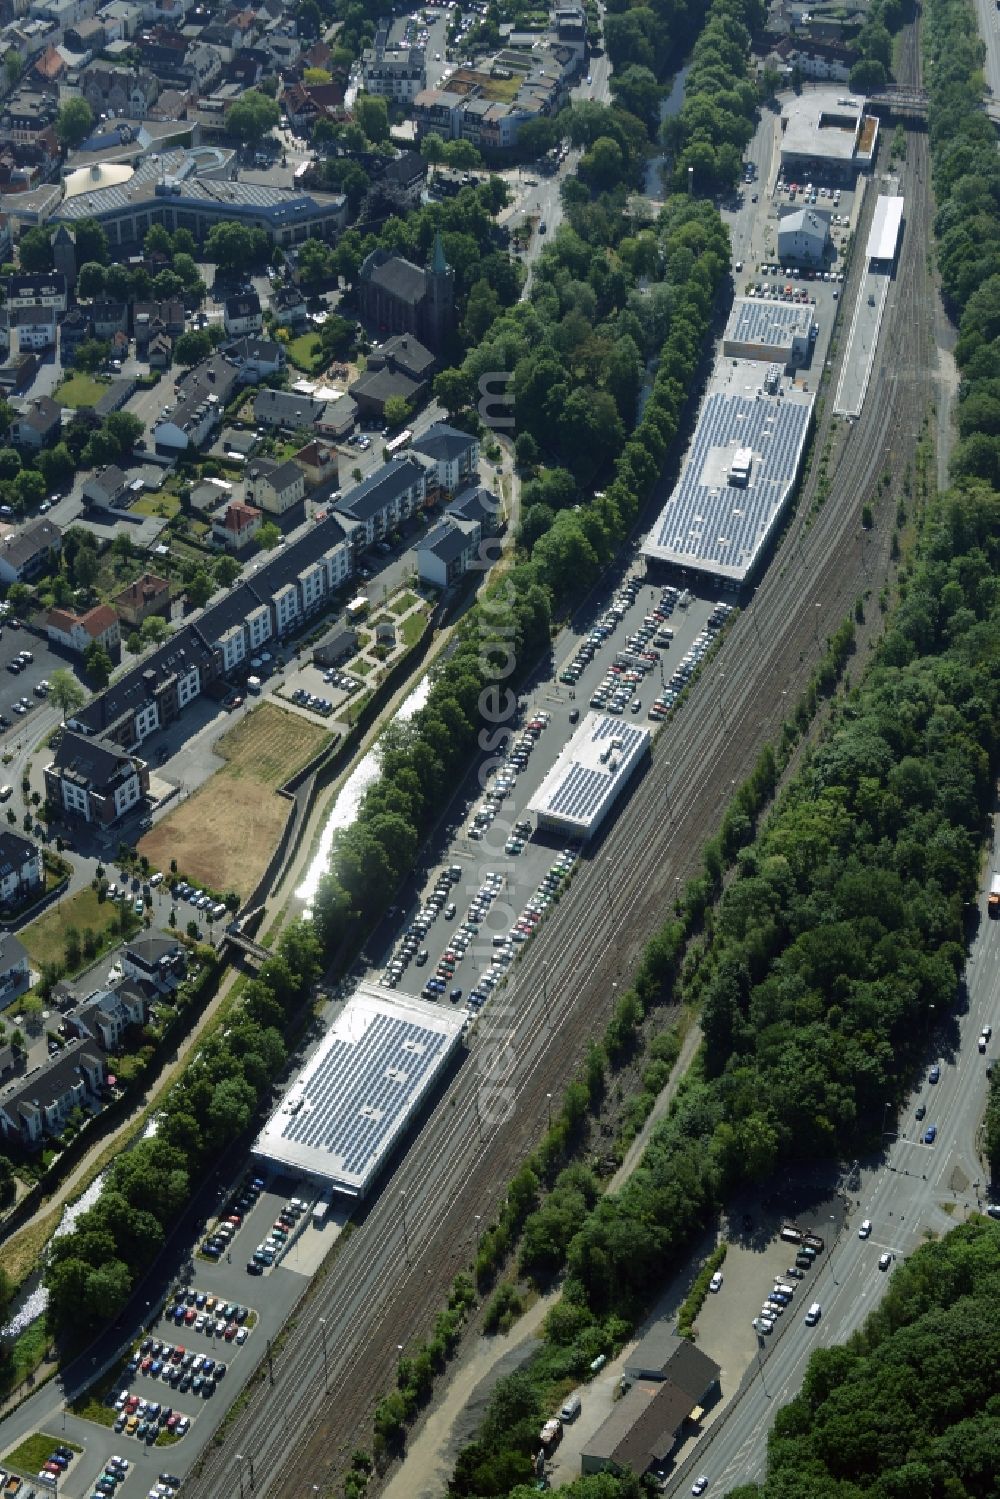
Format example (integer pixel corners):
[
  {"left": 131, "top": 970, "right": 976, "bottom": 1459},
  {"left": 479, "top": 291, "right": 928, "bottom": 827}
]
[
  {"left": 708, "top": 1270, "right": 723, "bottom": 1292},
  {"left": 859, "top": 1219, "right": 872, "bottom": 1238},
  {"left": 692, "top": 1479, "right": 708, "bottom": 1496}
]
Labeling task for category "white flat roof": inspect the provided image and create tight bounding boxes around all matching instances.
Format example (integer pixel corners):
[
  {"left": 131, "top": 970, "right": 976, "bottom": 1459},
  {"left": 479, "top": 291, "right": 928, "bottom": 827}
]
[
  {"left": 252, "top": 984, "right": 464, "bottom": 1199},
  {"left": 643, "top": 361, "right": 815, "bottom": 582},
  {"left": 866, "top": 194, "right": 904, "bottom": 261},
  {"left": 780, "top": 90, "right": 863, "bottom": 162},
  {"left": 527, "top": 712, "right": 649, "bottom": 839}
]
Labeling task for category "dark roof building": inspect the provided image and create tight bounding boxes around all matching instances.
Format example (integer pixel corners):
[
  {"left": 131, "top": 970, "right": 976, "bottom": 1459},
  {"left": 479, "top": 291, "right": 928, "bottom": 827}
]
[
  {"left": 357, "top": 231, "right": 455, "bottom": 352},
  {"left": 44, "top": 730, "right": 150, "bottom": 826}
]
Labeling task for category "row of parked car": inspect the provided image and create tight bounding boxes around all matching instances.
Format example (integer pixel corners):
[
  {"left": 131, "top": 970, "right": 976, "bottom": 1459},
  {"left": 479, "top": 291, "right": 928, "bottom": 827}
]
[
  {"left": 172, "top": 881, "right": 229, "bottom": 921},
  {"left": 468, "top": 713, "right": 548, "bottom": 839},
  {"left": 647, "top": 602, "right": 733, "bottom": 722},
  {"left": 419, "top": 868, "right": 506, "bottom": 1005},
  {"left": 248, "top": 1194, "right": 307, "bottom": 1272},
  {"left": 31, "top": 1442, "right": 76, "bottom": 1489},
  {"left": 111, "top": 1385, "right": 195, "bottom": 1439},
  {"left": 291, "top": 687, "right": 335, "bottom": 716},
  {"left": 381, "top": 864, "right": 463, "bottom": 989},
  {"left": 201, "top": 1171, "right": 264, "bottom": 1258},
  {"left": 560, "top": 575, "right": 645, "bottom": 688},
  {"left": 461, "top": 852, "right": 578, "bottom": 1015}
]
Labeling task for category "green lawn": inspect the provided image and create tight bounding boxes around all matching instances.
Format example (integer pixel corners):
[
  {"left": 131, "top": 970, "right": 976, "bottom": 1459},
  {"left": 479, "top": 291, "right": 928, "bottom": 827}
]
[
  {"left": 401, "top": 611, "right": 428, "bottom": 647},
  {"left": 53, "top": 372, "right": 109, "bottom": 408},
  {"left": 285, "top": 331, "right": 325, "bottom": 374},
  {"left": 388, "top": 591, "right": 419, "bottom": 616},
  {"left": 132, "top": 490, "right": 182, "bottom": 519},
  {"left": 3, "top": 1431, "right": 82, "bottom": 1472},
  {"left": 19, "top": 885, "right": 135, "bottom": 972}
]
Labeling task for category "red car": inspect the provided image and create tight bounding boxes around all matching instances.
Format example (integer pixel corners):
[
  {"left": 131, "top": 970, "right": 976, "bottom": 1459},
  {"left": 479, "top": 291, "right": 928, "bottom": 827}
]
[
  {"left": 141, "top": 1356, "right": 153, "bottom": 1373},
  {"left": 184, "top": 1308, "right": 197, "bottom": 1325},
  {"left": 224, "top": 1323, "right": 238, "bottom": 1341},
  {"left": 172, "top": 1345, "right": 185, "bottom": 1362}
]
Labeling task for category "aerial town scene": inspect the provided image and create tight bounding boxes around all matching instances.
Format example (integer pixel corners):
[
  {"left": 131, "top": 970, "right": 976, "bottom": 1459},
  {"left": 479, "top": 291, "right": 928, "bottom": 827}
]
[{"left": 0, "top": 0, "right": 996, "bottom": 1494}]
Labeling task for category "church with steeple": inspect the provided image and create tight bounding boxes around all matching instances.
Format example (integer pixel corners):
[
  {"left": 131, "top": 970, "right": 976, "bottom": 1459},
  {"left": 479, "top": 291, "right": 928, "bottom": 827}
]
[{"left": 356, "top": 230, "right": 455, "bottom": 353}]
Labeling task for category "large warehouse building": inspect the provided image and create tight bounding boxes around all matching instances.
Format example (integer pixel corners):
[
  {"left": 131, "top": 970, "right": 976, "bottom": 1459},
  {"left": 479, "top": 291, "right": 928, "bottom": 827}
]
[
  {"left": 723, "top": 299, "right": 814, "bottom": 366},
  {"left": 866, "top": 194, "right": 904, "bottom": 264},
  {"left": 252, "top": 984, "right": 465, "bottom": 1199},
  {"left": 527, "top": 713, "right": 650, "bottom": 842},
  {"left": 642, "top": 361, "right": 815, "bottom": 585}
]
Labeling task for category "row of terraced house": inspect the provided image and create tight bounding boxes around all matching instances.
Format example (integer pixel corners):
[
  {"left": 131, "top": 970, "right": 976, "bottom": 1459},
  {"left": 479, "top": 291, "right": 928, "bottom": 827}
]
[{"left": 44, "top": 424, "right": 486, "bottom": 827}]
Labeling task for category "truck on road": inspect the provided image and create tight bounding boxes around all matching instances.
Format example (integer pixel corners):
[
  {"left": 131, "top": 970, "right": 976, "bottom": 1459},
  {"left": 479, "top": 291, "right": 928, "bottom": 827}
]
[{"left": 989, "top": 872, "right": 1000, "bottom": 916}]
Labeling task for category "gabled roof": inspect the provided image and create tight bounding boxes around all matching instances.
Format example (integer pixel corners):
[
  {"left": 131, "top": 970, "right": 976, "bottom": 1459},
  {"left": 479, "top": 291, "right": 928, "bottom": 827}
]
[
  {"left": 419, "top": 517, "right": 477, "bottom": 564},
  {"left": 220, "top": 500, "right": 261, "bottom": 532},
  {"left": 15, "top": 395, "right": 61, "bottom": 433},
  {"left": 0, "top": 518, "right": 61, "bottom": 568},
  {"left": 335, "top": 454, "right": 425, "bottom": 524},
  {"left": 51, "top": 730, "right": 136, "bottom": 787},
  {"left": 0, "top": 829, "right": 38, "bottom": 878},
  {"left": 248, "top": 457, "right": 302, "bottom": 493},
  {"left": 361, "top": 248, "right": 428, "bottom": 306},
  {"left": 46, "top": 603, "right": 118, "bottom": 638},
  {"left": 411, "top": 421, "right": 476, "bottom": 464},
  {"left": 225, "top": 290, "right": 262, "bottom": 320}
]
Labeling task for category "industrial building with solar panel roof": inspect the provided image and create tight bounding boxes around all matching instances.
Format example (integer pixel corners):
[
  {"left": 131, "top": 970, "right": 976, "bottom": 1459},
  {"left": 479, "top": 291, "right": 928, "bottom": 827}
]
[
  {"left": 527, "top": 713, "right": 651, "bottom": 842},
  {"left": 252, "top": 983, "right": 465, "bottom": 1200}
]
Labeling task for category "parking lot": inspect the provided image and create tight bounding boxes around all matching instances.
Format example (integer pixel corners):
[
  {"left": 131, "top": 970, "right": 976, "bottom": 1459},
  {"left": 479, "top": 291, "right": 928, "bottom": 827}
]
[
  {"left": 0, "top": 608, "right": 76, "bottom": 744},
  {"left": 366, "top": 579, "right": 725, "bottom": 1013},
  {"left": 278, "top": 660, "right": 363, "bottom": 722}
]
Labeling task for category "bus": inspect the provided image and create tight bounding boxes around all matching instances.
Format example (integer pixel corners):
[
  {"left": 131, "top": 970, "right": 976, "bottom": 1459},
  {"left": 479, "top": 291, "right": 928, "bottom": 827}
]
[{"left": 384, "top": 427, "right": 413, "bottom": 458}]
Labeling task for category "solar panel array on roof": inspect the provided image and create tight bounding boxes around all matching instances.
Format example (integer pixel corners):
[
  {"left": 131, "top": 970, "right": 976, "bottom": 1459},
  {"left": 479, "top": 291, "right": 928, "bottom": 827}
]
[
  {"left": 253, "top": 985, "right": 464, "bottom": 1198},
  {"left": 643, "top": 379, "right": 814, "bottom": 583},
  {"left": 528, "top": 713, "right": 650, "bottom": 839},
  {"left": 723, "top": 299, "right": 813, "bottom": 351}
]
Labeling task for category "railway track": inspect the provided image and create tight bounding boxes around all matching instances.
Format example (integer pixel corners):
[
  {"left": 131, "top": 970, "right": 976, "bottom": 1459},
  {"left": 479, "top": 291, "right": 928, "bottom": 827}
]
[{"left": 185, "top": 56, "right": 940, "bottom": 1499}]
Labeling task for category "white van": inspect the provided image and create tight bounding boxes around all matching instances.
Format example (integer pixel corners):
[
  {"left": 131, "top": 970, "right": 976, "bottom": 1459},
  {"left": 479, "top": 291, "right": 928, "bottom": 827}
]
[
  {"left": 804, "top": 1302, "right": 822, "bottom": 1325},
  {"left": 0, "top": 786, "right": 11, "bottom": 802},
  {"left": 559, "top": 1393, "right": 582, "bottom": 1423}
]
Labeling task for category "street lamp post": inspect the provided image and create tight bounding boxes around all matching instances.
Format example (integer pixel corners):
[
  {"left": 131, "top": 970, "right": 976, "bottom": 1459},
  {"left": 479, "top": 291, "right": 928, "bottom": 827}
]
[
  {"left": 319, "top": 1316, "right": 329, "bottom": 1395},
  {"left": 545, "top": 1091, "right": 552, "bottom": 1129},
  {"left": 400, "top": 1189, "right": 409, "bottom": 1263}
]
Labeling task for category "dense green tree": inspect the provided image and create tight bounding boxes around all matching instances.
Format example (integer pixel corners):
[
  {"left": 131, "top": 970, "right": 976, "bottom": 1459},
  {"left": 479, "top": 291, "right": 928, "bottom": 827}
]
[
  {"left": 227, "top": 89, "right": 280, "bottom": 147},
  {"left": 56, "top": 97, "right": 94, "bottom": 149}
]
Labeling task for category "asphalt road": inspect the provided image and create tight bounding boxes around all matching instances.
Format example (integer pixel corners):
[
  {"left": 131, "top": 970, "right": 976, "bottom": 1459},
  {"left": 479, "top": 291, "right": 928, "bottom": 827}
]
[
  {"left": 668, "top": 850, "right": 1000, "bottom": 1496},
  {"left": 973, "top": 0, "right": 1000, "bottom": 95}
]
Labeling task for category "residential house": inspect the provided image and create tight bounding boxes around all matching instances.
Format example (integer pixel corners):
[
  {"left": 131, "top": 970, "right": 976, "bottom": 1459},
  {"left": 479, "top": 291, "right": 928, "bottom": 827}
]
[
  {"left": 122, "top": 932, "right": 186, "bottom": 988},
  {"left": 269, "top": 282, "right": 307, "bottom": 328},
  {"left": 82, "top": 463, "right": 131, "bottom": 511},
  {"left": 67, "top": 624, "right": 217, "bottom": 749},
  {"left": 357, "top": 233, "right": 454, "bottom": 353},
  {"left": 766, "top": 34, "right": 854, "bottom": 82},
  {"left": 0, "top": 931, "right": 29, "bottom": 1006},
  {"left": 244, "top": 457, "right": 305, "bottom": 517},
  {"left": 349, "top": 332, "right": 436, "bottom": 420},
  {"left": 64, "top": 18, "right": 107, "bottom": 52},
  {"left": 14, "top": 303, "right": 56, "bottom": 353},
  {"left": 334, "top": 454, "right": 427, "bottom": 549},
  {"left": 360, "top": 43, "right": 426, "bottom": 102},
  {"left": 0, "top": 516, "right": 61, "bottom": 583},
  {"left": 292, "top": 438, "right": 338, "bottom": 492},
  {"left": 5, "top": 271, "right": 67, "bottom": 315},
  {"left": 70, "top": 980, "right": 149, "bottom": 1051},
  {"left": 80, "top": 62, "right": 160, "bottom": 117},
  {"left": 409, "top": 421, "right": 480, "bottom": 499},
  {"left": 114, "top": 571, "right": 170, "bottom": 628},
  {"left": 0, "top": 830, "right": 44, "bottom": 908},
  {"left": 0, "top": 88, "right": 58, "bottom": 148},
  {"left": 45, "top": 602, "right": 121, "bottom": 655},
  {"left": 60, "top": 303, "right": 93, "bottom": 363},
  {"left": 416, "top": 514, "right": 481, "bottom": 589},
  {"left": 90, "top": 300, "right": 129, "bottom": 339},
  {"left": 133, "top": 298, "right": 184, "bottom": 354},
  {"left": 44, "top": 730, "right": 150, "bottom": 823},
  {"left": 10, "top": 395, "right": 61, "bottom": 450},
  {"left": 147, "top": 330, "right": 172, "bottom": 368},
  {"left": 583, "top": 1336, "right": 721, "bottom": 1480},
  {"left": 252, "top": 386, "right": 324, "bottom": 433},
  {"left": 153, "top": 353, "right": 240, "bottom": 454},
  {"left": 281, "top": 78, "right": 347, "bottom": 132},
  {"left": 0, "top": 1042, "right": 104, "bottom": 1149},
  {"left": 222, "top": 336, "right": 285, "bottom": 382},
  {"left": 211, "top": 499, "right": 261, "bottom": 552},
  {"left": 224, "top": 290, "right": 262, "bottom": 337},
  {"left": 447, "top": 481, "right": 501, "bottom": 534}
]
